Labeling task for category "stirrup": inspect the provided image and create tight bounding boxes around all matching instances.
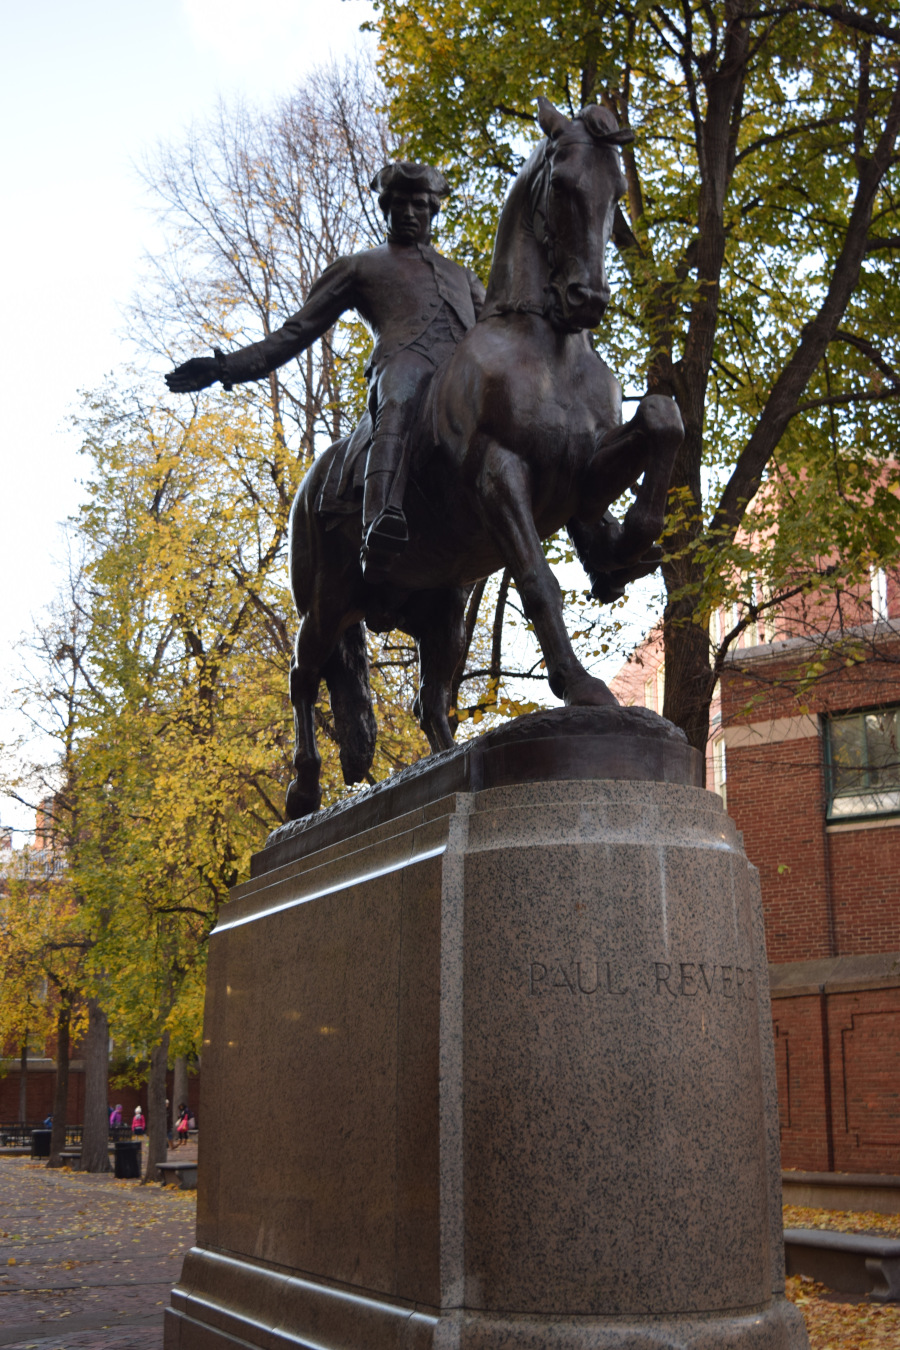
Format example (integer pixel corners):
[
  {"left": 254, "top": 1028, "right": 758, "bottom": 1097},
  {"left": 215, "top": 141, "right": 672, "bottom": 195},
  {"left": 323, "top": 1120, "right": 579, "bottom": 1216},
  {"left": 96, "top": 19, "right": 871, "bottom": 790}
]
[
  {"left": 360, "top": 507, "right": 408, "bottom": 577},
  {"left": 366, "top": 506, "right": 407, "bottom": 546}
]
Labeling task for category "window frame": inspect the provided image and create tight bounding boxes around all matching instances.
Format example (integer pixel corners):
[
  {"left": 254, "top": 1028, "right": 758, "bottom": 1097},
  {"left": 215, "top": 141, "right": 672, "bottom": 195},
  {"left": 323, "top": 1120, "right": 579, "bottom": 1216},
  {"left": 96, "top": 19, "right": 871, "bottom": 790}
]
[{"left": 824, "top": 704, "right": 900, "bottom": 821}]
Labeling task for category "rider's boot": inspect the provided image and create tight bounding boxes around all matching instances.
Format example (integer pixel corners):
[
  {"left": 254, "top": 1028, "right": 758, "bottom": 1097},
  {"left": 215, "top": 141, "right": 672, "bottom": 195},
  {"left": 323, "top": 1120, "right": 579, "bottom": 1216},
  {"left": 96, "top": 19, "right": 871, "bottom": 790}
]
[{"left": 361, "top": 435, "right": 408, "bottom": 578}]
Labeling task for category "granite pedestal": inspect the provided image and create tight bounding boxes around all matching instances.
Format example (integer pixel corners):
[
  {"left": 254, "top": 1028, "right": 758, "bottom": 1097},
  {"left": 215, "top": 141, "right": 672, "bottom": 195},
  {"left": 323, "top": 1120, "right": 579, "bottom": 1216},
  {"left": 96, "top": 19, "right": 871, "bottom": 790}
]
[{"left": 165, "top": 707, "right": 808, "bottom": 1349}]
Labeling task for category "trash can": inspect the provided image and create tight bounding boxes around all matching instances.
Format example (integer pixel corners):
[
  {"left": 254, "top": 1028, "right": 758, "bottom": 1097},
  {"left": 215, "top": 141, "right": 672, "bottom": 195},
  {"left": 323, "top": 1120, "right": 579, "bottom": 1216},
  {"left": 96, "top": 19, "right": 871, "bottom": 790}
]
[
  {"left": 31, "top": 1129, "right": 52, "bottom": 1158},
  {"left": 114, "top": 1140, "right": 142, "bottom": 1179}
]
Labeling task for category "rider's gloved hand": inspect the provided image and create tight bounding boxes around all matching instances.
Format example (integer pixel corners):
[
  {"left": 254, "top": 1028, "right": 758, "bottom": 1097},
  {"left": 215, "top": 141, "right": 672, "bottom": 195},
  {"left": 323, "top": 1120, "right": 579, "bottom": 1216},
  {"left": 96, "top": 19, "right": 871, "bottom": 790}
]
[{"left": 165, "top": 357, "right": 220, "bottom": 393}]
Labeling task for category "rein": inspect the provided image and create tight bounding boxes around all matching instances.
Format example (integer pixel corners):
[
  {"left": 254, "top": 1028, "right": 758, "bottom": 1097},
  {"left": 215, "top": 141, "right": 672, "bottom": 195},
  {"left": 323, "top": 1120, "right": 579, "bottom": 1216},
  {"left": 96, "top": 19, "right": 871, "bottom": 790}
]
[
  {"left": 479, "top": 155, "right": 555, "bottom": 323},
  {"left": 480, "top": 111, "right": 632, "bottom": 327}
]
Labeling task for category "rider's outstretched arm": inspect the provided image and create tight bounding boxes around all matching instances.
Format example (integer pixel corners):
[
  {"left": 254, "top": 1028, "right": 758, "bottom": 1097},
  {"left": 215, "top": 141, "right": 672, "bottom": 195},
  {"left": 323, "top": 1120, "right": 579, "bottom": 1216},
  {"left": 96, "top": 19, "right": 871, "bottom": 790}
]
[{"left": 166, "top": 255, "right": 359, "bottom": 393}]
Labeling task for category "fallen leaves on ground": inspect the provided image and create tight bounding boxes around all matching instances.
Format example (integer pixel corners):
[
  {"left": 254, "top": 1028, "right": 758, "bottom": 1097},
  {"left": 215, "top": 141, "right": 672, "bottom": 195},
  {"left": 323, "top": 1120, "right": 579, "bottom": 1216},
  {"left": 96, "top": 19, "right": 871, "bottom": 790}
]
[
  {"left": 2, "top": 1158, "right": 195, "bottom": 1234},
  {"left": 786, "top": 1274, "right": 900, "bottom": 1347},
  {"left": 784, "top": 1204, "right": 900, "bottom": 1347},
  {"left": 784, "top": 1204, "right": 900, "bottom": 1239},
  {"left": 6, "top": 1163, "right": 900, "bottom": 1348},
  {"left": 0, "top": 1154, "right": 196, "bottom": 1343}
]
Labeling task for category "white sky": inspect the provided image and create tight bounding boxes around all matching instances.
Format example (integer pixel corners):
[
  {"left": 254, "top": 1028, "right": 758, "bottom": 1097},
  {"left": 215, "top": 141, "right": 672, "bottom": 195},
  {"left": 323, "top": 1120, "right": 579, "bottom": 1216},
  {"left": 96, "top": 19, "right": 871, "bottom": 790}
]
[{"left": 0, "top": 0, "right": 374, "bottom": 832}]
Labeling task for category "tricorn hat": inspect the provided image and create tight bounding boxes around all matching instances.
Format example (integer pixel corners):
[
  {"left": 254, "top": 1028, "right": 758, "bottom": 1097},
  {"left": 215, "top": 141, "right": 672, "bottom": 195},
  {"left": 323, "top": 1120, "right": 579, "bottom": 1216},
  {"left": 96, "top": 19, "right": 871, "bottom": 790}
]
[{"left": 370, "top": 161, "right": 450, "bottom": 212}]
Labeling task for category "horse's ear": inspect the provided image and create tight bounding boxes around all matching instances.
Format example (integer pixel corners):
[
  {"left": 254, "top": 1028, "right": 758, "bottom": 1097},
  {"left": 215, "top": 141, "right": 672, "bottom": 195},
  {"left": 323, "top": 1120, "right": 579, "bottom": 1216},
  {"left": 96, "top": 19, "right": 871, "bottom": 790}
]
[{"left": 537, "top": 97, "right": 570, "bottom": 141}]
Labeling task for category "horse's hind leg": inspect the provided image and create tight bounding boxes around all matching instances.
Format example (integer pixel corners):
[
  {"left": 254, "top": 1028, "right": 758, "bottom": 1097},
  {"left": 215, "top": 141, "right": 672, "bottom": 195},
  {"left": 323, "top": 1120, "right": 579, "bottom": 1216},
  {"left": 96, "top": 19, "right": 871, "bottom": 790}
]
[
  {"left": 286, "top": 608, "right": 347, "bottom": 821},
  {"left": 479, "top": 444, "right": 617, "bottom": 709},
  {"left": 322, "top": 621, "right": 377, "bottom": 784},
  {"left": 404, "top": 587, "right": 469, "bottom": 752},
  {"left": 286, "top": 638, "right": 323, "bottom": 822}
]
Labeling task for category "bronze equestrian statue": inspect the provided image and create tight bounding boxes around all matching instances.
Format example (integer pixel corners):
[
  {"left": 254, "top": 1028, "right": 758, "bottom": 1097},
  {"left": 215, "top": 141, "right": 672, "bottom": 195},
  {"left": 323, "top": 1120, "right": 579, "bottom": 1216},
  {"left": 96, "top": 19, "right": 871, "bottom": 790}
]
[{"left": 166, "top": 99, "right": 684, "bottom": 821}]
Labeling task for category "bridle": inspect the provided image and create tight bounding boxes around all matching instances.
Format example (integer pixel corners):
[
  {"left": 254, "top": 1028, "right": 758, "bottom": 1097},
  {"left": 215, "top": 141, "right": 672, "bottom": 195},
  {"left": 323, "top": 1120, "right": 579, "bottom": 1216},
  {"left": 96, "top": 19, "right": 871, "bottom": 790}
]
[{"left": 487, "top": 112, "right": 633, "bottom": 326}]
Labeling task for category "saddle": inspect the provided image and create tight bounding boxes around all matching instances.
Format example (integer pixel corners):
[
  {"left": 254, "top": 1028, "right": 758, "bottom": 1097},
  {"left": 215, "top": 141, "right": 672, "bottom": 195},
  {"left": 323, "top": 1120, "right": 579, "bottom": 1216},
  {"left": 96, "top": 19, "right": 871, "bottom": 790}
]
[
  {"left": 314, "top": 412, "right": 371, "bottom": 524},
  {"left": 314, "top": 359, "right": 451, "bottom": 527}
]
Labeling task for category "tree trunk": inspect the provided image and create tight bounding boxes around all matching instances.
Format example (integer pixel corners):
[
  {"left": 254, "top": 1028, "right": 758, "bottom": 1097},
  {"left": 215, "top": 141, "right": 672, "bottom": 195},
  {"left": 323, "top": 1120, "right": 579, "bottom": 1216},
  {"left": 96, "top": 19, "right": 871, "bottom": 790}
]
[
  {"left": 143, "top": 1031, "right": 170, "bottom": 1183},
  {"left": 662, "top": 588, "right": 715, "bottom": 774},
  {"left": 18, "top": 1043, "right": 27, "bottom": 1123},
  {"left": 80, "top": 998, "right": 111, "bottom": 1173},
  {"left": 47, "top": 1006, "right": 70, "bottom": 1167},
  {"left": 172, "top": 1055, "right": 189, "bottom": 1123}
]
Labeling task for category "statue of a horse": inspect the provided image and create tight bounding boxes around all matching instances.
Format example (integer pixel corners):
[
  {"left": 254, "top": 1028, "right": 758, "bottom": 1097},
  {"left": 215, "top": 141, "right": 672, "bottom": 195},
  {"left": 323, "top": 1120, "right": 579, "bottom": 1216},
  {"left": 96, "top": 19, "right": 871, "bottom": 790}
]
[{"left": 285, "top": 97, "right": 683, "bottom": 820}]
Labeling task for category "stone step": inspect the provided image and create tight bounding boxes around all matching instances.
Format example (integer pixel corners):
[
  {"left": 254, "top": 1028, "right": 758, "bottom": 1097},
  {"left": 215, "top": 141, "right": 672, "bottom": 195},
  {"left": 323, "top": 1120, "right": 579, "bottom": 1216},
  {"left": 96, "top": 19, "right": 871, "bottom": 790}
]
[{"left": 783, "top": 1169, "right": 900, "bottom": 1215}]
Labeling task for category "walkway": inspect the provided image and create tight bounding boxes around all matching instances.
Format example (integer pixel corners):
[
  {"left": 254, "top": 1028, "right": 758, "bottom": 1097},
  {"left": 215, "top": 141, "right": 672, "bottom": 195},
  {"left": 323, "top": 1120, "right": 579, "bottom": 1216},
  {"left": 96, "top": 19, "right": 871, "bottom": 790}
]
[
  {"left": 4, "top": 1157, "right": 900, "bottom": 1349},
  {"left": 0, "top": 1152, "right": 195, "bottom": 1349}
]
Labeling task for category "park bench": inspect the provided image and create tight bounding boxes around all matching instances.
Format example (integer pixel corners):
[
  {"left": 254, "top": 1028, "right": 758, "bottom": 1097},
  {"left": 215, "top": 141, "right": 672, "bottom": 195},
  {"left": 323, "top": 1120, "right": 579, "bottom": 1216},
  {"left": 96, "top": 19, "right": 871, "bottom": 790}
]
[
  {"left": 157, "top": 1160, "right": 198, "bottom": 1190},
  {"left": 59, "top": 1149, "right": 82, "bottom": 1169},
  {"left": 784, "top": 1227, "right": 900, "bottom": 1301}
]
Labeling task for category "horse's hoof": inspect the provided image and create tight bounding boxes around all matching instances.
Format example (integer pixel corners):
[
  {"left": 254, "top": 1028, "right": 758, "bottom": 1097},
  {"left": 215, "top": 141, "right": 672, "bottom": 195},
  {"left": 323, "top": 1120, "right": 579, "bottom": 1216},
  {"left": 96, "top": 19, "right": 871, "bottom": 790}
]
[
  {"left": 589, "top": 574, "right": 627, "bottom": 604},
  {"left": 285, "top": 778, "right": 321, "bottom": 821},
  {"left": 563, "top": 675, "right": 619, "bottom": 708}
]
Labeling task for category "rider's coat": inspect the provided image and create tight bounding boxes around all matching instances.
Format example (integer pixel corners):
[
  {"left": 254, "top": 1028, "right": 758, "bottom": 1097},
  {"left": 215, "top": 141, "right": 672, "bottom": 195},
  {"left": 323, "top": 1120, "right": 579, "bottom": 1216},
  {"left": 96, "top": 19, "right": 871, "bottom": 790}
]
[{"left": 220, "top": 241, "right": 484, "bottom": 385}]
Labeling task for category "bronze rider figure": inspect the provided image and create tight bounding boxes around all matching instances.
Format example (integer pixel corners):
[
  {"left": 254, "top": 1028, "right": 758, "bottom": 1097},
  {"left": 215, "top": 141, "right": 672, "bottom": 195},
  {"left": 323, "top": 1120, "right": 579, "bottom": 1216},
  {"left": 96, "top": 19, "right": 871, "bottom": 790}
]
[{"left": 165, "top": 161, "right": 485, "bottom": 575}]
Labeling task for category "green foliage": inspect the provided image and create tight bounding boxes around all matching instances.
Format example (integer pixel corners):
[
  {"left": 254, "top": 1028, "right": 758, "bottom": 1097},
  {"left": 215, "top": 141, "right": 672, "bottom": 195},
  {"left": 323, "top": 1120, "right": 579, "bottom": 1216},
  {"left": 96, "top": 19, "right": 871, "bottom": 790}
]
[
  {"left": 54, "top": 389, "right": 295, "bottom": 1058},
  {"left": 371, "top": 0, "right": 900, "bottom": 745}
]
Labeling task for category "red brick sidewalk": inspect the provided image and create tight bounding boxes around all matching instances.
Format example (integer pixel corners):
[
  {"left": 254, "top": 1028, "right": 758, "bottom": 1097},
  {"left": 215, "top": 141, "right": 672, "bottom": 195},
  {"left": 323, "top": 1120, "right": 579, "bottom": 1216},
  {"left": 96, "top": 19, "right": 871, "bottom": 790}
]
[{"left": 0, "top": 1153, "right": 195, "bottom": 1349}]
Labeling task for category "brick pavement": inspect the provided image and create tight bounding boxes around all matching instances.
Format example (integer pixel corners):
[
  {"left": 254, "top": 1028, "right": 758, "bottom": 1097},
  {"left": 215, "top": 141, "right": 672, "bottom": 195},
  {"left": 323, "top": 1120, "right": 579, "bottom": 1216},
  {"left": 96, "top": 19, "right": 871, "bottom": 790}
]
[{"left": 0, "top": 1150, "right": 196, "bottom": 1349}]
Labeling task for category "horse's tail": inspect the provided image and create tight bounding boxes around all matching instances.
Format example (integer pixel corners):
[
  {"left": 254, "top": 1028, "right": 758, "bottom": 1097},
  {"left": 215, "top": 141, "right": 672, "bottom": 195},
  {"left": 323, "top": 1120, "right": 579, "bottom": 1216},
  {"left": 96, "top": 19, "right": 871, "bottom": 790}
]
[{"left": 323, "top": 622, "right": 377, "bottom": 785}]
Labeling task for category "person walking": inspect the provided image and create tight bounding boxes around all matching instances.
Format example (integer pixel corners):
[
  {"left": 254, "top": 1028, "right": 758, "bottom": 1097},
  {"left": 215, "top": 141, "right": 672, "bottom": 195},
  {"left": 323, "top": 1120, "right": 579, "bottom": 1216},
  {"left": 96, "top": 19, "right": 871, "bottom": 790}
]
[
  {"left": 174, "top": 1103, "right": 190, "bottom": 1147},
  {"left": 132, "top": 1105, "right": 145, "bottom": 1136}
]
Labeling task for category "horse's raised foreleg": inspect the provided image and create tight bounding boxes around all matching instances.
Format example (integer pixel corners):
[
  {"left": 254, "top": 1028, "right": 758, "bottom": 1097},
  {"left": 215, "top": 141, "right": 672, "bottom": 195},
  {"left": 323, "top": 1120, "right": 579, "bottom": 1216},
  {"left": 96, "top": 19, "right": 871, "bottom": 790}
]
[
  {"left": 404, "top": 587, "right": 469, "bottom": 752},
  {"left": 479, "top": 444, "right": 616, "bottom": 708},
  {"left": 568, "top": 512, "right": 665, "bottom": 604},
  {"left": 570, "top": 394, "right": 683, "bottom": 600}
]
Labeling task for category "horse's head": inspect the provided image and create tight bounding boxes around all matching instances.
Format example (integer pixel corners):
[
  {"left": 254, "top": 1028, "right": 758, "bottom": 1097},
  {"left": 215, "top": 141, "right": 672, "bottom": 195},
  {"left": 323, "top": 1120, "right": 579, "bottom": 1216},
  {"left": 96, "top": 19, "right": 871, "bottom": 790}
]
[{"left": 533, "top": 97, "right": 632, "bottom": 332}]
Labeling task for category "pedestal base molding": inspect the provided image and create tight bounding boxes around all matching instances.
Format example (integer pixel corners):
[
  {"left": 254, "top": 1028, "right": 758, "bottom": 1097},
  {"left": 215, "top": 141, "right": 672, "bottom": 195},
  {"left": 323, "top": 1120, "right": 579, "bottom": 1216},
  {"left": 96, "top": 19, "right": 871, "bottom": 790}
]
[{"left": 166, "top": 1249, "right": 807, "bottom": 1350}]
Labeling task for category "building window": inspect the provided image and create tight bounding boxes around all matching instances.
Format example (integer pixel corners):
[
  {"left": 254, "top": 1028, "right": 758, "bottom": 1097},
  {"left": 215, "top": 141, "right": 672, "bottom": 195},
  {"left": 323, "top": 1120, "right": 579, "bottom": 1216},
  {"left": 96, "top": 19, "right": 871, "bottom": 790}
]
[
  {"left": 871, "top": 566, "right": 889, "bottom": 622},
  {"left": 711, "top": 736, "right": 727, "bottom": 807},
  {"left": 825, "top": 707, "right": 900, "bottom": 819}
]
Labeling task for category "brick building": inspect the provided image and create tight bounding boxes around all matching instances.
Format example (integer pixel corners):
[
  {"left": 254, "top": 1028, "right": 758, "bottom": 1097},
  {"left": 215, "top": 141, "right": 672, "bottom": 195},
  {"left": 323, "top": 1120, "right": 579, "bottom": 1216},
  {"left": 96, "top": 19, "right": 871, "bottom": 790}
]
[
  {"left": 0, "top": 1058, "right": 199, "bottom": 1130},
  {"left": 612, "top": 570, "right": 900, "bottom": 1174}
]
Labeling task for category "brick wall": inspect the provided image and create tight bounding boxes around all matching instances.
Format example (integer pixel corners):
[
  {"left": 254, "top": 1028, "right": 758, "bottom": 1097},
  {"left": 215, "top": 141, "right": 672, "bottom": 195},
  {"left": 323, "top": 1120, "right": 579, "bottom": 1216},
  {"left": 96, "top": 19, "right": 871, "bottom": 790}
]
[
  {"left": 0, "top": 1064, "right": 200, "bottom": 1128},
  {"left": 722, "top": 629, "right": 900, "bottom": 726},
  {"left": 727, "top": 732, "right": 831, "bottom": 964},
  {"left": 772, "top": 994, "right": 832, "bottom": 1172},
  {"left": 829, "top": 827, "right": 900, "bottom": 954},
  {"left": 827, "top": 986, "right": 900, "bottom": 1173},
  {"left": 772, "top": 983, "right": 900, "bottom": 1174},
  {"left": 723, "top": 630, "right": 900, "bottom": 1173},
  {"left": 0, "top": 1063, "right": 85, "bottom": 1125}
]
